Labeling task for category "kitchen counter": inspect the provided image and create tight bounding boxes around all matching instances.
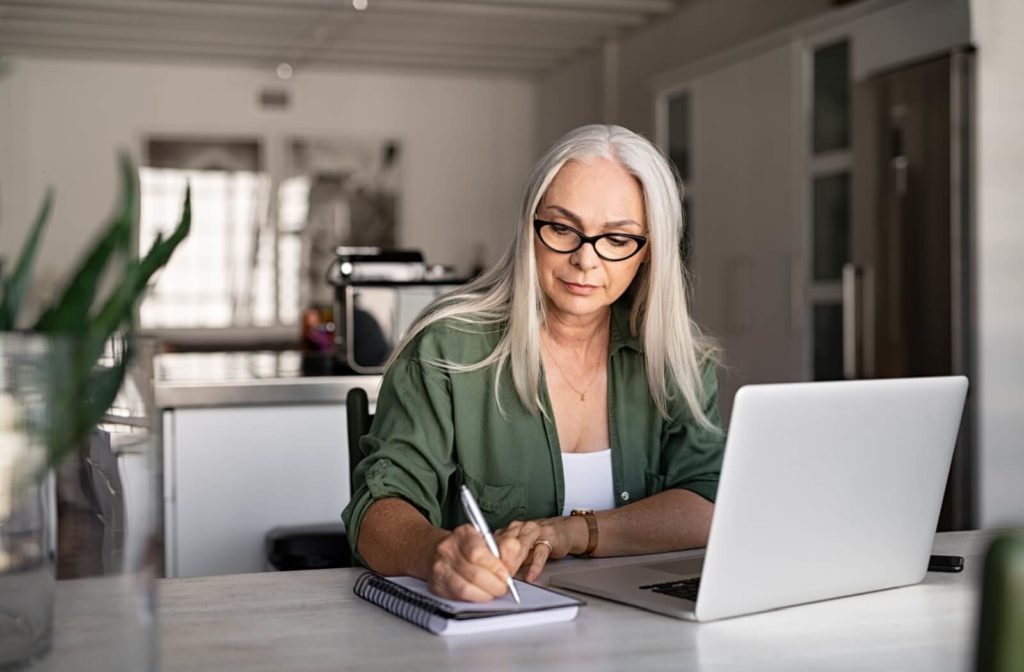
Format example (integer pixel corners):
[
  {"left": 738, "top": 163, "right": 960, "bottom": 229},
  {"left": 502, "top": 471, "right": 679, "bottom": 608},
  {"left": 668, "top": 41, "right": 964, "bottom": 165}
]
[
  {"left": 155, "top": 350, "right": 381, "bottom": 577},
  {"left": 154, "top": 351, "right": 382, "bottom": 409}
]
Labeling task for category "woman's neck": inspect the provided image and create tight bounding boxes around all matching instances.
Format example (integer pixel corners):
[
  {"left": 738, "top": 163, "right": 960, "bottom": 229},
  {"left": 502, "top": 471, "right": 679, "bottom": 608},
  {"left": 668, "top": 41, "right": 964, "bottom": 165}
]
[{"left": 542, "top": 307, "right": 611, "bottom": 358}]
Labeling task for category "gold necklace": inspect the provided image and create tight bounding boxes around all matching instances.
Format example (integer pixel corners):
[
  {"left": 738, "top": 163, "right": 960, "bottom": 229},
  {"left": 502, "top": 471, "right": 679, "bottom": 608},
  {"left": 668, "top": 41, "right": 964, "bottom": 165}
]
[{"left": 543, "top": 342, "right": 602, "bottom": 402}]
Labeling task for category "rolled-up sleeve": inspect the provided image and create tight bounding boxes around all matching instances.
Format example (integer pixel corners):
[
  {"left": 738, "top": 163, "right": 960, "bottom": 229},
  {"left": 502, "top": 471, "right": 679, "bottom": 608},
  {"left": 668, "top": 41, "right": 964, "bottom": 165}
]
[
  {"left": 341, "top": 354, "right": 456, "bottom": 562},
  {"left": 660, "top": 360, "right": 726, "bottom": 502}
]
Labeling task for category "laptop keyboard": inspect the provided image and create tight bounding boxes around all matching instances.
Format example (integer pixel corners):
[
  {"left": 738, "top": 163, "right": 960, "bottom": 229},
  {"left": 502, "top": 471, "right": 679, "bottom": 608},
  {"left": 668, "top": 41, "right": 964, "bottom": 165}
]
[{"left": 639, "top": 577, "right": 701, "bottom": 601}]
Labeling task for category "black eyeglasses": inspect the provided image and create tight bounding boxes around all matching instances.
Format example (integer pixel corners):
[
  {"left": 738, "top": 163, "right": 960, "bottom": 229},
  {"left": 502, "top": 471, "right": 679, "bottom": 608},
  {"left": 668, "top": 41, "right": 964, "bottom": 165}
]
[{"left": 533, "top": 219, "right": 648, "bottom": 262}]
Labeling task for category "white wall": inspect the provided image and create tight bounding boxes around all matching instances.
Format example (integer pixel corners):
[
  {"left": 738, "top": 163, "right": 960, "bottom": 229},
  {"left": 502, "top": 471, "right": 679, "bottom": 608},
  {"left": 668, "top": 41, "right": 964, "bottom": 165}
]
[
  {"left": 0, "top": 57, "right": 536, "bottom": 314},
  {"left": 668, "top": 43, "right": 802, "bottom": 423},
  {"left": 970, "top": 0, "right": 1024, "bottom": 528},
  {"left": 617, "top": 0, "right": 831, "bottom": 138},
  {"left": 535, "top": 49, "right": 602, "bottom": 151},
  {"left": 535, "top": 0, "right": 831, "bottom": 147},
  {"left": 536, "top": 1, "right": 832, "bottom": 148}
]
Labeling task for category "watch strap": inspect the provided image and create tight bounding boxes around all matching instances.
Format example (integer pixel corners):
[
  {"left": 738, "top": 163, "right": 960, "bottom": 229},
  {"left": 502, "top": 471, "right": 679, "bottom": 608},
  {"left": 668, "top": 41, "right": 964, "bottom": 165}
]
[{"left": 571, "top": 509, "right": 599, "bottom": 556}]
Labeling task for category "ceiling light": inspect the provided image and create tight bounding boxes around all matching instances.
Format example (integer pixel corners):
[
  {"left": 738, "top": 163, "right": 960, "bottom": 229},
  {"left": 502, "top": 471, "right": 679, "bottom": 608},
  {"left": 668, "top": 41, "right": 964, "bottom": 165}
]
[
  {"left": 276, "top": 62, "right": 294, "bottom": 80},
  {"left": 353, "top": 0, "right": 368, "bottom": 11}
]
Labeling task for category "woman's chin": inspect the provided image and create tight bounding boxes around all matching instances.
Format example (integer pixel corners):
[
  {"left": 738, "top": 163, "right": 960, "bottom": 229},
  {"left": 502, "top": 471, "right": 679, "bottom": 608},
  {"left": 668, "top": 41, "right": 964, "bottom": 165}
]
[{"left": 547, "top": 292, "right": 611, "bottom": 319}]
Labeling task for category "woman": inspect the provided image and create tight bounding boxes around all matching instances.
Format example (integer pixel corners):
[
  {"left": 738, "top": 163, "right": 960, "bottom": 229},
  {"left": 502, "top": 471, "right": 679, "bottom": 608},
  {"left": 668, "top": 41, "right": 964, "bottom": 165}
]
[{"left": 342, "top": 124, "right": 724, "bottom": 602}]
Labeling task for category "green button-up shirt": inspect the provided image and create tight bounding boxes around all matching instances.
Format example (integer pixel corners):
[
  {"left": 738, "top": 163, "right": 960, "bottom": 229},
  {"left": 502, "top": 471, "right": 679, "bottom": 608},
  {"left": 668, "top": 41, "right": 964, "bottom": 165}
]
[{"left": 341, "top": 300, "right": 726, "bottom": 558}]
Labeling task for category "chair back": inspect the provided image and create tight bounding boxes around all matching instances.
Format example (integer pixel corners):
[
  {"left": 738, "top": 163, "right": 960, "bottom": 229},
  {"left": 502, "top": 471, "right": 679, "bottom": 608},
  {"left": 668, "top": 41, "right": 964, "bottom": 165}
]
[{"left": 346, "top": 387, "right": 373, "bottom": 496}]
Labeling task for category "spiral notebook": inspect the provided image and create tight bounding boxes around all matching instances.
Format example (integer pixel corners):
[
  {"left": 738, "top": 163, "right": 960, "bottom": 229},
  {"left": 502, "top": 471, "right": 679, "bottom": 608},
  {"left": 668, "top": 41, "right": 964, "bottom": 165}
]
[{"left": 353, "top": 572, "right": 584, "bottom": 636}]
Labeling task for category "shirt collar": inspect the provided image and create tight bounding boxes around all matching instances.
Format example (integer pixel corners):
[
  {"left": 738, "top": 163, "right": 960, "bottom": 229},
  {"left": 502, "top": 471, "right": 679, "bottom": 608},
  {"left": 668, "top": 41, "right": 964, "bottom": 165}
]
[{"left": 609, "top": 296, "right": 643, "bottom": 354}]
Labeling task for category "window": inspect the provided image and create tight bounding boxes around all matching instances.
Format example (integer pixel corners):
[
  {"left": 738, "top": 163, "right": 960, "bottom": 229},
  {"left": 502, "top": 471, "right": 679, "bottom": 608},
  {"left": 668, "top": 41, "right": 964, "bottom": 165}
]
[
  {"left": 138, "top": 136, "right": 401, "bottom": 331},
  {"left": 140, "top": 165, "right": 272, "bottom": 328}
]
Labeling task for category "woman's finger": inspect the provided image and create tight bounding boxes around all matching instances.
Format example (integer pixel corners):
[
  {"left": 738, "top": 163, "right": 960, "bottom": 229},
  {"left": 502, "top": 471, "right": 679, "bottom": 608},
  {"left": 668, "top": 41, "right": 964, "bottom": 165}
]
[
  {"left": 456, "top": 532, "right": 513, "bottom": 593},
  {"left": 452, "top": 555, "right": 511, "bottom": 599},
  {"left": 433, "top": 563, "right": 499, "bottom": 602},
  {"left": 524, "top": 537, "right": 553, "bottom": 582},
  {"left": 498, "top": 520, "right": 525, "bottom": 537},
  {"left": 496, "top": 535, "right": 525, "bottom": 575},
  {"left": 430, "top": 526, "right": 512, "bottom": 601}
]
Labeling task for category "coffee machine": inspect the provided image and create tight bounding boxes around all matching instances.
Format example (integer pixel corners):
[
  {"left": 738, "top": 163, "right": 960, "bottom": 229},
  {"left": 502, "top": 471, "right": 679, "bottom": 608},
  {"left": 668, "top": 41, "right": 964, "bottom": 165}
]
[{"left": 328, "top": 248, "right": 464, "bottom": 374}]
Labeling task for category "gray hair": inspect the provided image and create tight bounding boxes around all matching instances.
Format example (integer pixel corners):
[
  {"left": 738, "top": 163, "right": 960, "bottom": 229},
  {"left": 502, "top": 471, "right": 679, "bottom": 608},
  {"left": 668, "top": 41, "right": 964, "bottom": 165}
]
[{"left": 389, "top": 124, "right": 719, "bottom": 430}]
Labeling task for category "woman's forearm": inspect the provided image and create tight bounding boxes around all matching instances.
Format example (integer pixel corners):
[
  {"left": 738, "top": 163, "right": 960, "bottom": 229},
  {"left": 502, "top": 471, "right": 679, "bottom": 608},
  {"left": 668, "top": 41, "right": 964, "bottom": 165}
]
[
  {"left": 590, "top": 488, "right": 713, "bottom": 557},
  {"left": 358, "top": 489, "right": 712, "bottom": 576},
  {"left": 356, "top": 498, "right": 448, "bottom": 577}
]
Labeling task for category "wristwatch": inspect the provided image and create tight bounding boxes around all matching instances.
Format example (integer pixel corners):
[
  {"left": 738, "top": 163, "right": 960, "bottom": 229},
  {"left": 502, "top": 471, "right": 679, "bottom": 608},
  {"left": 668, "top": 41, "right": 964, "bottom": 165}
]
[{"left": 570, "top": 508, "right": 599, "bottom": 557}]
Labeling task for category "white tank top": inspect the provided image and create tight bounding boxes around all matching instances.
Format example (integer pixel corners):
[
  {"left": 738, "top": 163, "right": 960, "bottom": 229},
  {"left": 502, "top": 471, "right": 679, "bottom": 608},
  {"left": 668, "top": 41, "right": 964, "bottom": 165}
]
[{"left": 560, "top": 449, "right": 616, "bottom": 516}]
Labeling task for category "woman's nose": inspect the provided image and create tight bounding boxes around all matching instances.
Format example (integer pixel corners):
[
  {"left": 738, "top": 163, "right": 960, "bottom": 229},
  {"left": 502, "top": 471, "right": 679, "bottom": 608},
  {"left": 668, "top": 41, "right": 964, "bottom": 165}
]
[{"left": 570, "top": 241, "right": 601, "bottom": 270}]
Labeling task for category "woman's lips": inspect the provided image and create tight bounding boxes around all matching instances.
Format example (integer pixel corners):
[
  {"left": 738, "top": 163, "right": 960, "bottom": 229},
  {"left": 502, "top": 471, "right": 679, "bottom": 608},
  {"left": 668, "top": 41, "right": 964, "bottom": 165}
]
[{"left": 560, "top": 279, "right": 599, "bottom": 295}]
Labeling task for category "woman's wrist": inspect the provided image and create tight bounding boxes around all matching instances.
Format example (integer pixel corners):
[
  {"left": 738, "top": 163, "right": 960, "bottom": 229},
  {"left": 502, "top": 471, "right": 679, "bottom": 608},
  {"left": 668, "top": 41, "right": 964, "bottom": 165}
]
[{"left": 566, "top": 514, "right": 591, "bottom": 556}]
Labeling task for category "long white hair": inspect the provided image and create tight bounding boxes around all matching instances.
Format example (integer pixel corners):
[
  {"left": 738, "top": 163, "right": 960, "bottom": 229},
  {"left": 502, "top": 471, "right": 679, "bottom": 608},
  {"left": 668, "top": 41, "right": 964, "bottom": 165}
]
[{"left": 389, "top": 124, "right": 719, "bottom": 430}]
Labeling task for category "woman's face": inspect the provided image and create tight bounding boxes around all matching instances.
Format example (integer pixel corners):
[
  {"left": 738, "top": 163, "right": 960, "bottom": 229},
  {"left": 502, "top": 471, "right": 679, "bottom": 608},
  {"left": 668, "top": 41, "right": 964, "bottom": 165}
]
[{"left": 534, "top": 156, "right": 648, "bottom": 322}]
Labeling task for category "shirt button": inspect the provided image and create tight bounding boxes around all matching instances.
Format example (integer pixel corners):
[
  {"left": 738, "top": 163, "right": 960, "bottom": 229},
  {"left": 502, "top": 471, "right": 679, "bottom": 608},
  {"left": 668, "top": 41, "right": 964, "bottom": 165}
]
[{"left": 620, "top": 491, "right": 630, "bottom": 502}]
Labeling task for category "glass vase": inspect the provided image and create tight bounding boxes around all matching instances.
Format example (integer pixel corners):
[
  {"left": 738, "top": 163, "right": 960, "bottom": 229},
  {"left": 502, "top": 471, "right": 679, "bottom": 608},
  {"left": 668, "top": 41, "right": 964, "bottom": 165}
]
[
  {"left": 0, "top": 334, "right": 160, "bottom": 671},
  {"left": 0, "top": 335, "right": 57, "bottom": 670}
]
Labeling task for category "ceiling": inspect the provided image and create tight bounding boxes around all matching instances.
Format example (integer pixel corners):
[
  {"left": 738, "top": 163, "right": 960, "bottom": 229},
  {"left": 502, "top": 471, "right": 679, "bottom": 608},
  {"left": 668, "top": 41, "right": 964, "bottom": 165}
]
[{"left": 0, "top": 0, "right": 683, "bottom": 76}]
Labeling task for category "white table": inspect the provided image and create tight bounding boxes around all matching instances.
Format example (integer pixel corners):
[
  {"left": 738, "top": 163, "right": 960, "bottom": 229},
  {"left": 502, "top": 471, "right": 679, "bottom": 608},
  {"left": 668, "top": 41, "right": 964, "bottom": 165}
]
[{"left": 49, "top": 530, "right": 999, "bottom": 671}]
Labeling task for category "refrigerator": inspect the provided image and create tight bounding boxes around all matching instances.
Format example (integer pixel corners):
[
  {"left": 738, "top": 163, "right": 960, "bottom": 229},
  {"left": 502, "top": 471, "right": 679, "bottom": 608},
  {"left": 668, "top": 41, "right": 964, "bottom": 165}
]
[{"left": 849, "top": 48, "right": 976, "bottom": 530}]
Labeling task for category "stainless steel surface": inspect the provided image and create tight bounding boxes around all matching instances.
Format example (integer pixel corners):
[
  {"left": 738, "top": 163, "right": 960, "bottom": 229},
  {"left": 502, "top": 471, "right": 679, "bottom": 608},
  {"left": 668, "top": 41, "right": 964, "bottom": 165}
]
[
  {"left": 336, "top": 284, "right": 460, "bottom": 374},
  {"left": 154, "top": 351, "right": 380, "bottom": 408},
  {"left": 851, "top": 51, "right": 972, "bottom": 530}
]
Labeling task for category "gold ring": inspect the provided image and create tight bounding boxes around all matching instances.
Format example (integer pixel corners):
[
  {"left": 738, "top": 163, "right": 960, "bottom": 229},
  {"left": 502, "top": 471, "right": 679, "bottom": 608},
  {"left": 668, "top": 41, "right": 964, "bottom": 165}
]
[{"left": 533, "top": 539, "right": 553, "bottom": 553}]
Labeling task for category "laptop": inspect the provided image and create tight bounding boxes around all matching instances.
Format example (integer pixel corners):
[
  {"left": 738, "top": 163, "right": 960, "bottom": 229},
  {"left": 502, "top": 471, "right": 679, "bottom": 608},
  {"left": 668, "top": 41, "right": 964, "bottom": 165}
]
[{"left": 549, "top": 376, "right": 969, "bottom": 622}]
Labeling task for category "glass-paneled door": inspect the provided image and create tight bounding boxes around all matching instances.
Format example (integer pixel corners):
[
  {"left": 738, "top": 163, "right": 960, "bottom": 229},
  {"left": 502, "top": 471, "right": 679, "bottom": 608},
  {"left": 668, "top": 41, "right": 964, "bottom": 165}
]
[{"left": 806, "top": 39, "right": 851, "bottom": 380}]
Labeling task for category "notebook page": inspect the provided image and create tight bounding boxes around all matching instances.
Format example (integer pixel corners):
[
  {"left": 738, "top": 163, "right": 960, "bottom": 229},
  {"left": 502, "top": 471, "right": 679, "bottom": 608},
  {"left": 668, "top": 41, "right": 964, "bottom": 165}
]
[{"left": 386, "top": 576, "right": 581, "bottom": 614}]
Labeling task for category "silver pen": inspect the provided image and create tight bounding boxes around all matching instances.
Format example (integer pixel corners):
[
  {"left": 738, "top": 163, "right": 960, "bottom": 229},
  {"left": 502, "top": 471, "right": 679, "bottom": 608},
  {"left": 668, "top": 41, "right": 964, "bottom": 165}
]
[{"left": 459, "top": 484, "right": 521, "bottom": 604}]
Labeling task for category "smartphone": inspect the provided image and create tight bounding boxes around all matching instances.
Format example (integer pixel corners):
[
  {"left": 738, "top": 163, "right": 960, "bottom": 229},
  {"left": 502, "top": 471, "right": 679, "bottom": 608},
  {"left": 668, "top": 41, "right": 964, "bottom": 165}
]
[{"left": 928, "top": 554, "right": 964, "bottom": 572}]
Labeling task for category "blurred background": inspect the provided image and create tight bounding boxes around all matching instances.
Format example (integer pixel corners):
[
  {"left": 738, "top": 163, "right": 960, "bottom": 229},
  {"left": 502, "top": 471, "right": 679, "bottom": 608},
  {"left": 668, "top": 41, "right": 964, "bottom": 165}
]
[{"left": 0, "top": 0, "right": 1020, "bottom": 580}]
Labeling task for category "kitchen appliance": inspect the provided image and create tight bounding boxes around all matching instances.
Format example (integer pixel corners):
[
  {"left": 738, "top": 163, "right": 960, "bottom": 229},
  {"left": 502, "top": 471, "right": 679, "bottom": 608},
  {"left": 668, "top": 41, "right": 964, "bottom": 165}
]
[
  {"left": 328, "top": 248, "right": 465, "bottom": 374},
  {"left": 850, "top": 48, "right": 975, "bottom": 529}
]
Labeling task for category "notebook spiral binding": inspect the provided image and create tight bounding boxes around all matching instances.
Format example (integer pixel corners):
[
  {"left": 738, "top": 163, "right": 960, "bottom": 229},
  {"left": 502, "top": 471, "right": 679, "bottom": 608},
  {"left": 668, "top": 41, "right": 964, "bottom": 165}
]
[{"left": 354, "top": 572, "right": 449, "bottom": 631}]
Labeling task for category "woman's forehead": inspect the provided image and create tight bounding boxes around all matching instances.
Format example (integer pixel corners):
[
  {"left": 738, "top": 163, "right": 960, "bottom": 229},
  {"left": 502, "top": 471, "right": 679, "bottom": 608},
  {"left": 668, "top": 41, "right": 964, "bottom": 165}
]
[
  {"left": 540, "top": 157, "right": 645, "bottom": 221},
  {"left": 549, "top": 156, "right": 636, "bottom": 187}
]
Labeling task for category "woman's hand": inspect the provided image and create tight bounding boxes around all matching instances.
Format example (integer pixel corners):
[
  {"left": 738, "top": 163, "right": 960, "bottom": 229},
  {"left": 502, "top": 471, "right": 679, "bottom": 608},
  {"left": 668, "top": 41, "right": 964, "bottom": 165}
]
[
  {"left": 425, "top": 524, "right": 523, "bottom": 602},
  {"left": 497, "top": 517, "right": 586, "bottom": 582}
]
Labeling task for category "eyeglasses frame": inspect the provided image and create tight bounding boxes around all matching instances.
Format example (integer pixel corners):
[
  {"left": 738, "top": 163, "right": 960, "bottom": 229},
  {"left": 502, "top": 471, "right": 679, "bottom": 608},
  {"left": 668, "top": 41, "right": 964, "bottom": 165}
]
[{"left": 532, "top": 218, "right": 648, "bottom": 262}]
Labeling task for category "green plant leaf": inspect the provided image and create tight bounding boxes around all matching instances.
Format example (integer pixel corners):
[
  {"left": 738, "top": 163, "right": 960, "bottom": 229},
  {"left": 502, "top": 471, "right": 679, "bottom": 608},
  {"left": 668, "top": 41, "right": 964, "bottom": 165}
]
[
  {"left": 42, "top": 339, "right": 78, "bottom": 468},
  {"left": 44, "top": 340, "right": 133, "bottom": 473},
  {"left": 72, "top": 185, "right": 188, "bottom": 416},
  {"left": 34, "top": 156, "right": 136, "bottom": 333},
  {"left": 80, "top": 263, "right": 140, "bottom": 376},
  {"left": 82, "top": 342, "right": 132, "bottom": 436},
  {"left": 15, "top": 157, "right": 191, "bottom": 475},
  {"left": 138, "top": 183, "right": 191, "bottom": 282},
  {"left": 0, "top": 188, "right": 53, "bottom": 330}
]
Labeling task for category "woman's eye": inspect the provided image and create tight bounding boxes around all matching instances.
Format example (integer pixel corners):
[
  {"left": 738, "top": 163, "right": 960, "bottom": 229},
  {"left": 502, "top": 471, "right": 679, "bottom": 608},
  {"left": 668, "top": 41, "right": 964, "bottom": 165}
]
[
  {"left": 606, "top": 236, "right": 631, "bottom": 247},
  {"left": 550, "top": 224, "right": 573, "bottom": 236}
]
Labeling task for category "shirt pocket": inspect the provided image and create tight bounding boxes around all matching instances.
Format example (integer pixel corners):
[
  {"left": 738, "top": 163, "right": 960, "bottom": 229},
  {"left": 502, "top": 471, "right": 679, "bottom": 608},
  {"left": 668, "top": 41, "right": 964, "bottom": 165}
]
[
  {"left": 457, "top": 465, "right": 528, "bottom": 529},
  {"left": 644, "top": 469, "right": 667, "bottom": 498}
]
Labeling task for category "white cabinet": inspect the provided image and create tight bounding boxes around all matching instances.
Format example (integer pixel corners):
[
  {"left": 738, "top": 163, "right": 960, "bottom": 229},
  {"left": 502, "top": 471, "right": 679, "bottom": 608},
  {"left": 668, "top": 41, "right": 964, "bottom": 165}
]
[
  {"left": 658, "top": 43, "right": 803, "bottom": 423},
  {"left": 163, "top": 404, "right": 351, "bottom": 578}
]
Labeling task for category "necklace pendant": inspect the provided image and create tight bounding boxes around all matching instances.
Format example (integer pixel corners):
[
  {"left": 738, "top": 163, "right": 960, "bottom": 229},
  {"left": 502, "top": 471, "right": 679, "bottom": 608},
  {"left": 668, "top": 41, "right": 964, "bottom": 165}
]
[{"left": 580, "top": 393, "right": 586, "bottom": 402}]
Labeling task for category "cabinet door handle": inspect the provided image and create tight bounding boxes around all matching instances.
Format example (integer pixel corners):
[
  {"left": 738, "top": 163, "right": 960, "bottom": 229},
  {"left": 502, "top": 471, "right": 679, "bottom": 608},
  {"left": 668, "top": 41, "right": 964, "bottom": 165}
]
[{"left": 842, "top": 263, "right": 862, "bottom": 380}]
